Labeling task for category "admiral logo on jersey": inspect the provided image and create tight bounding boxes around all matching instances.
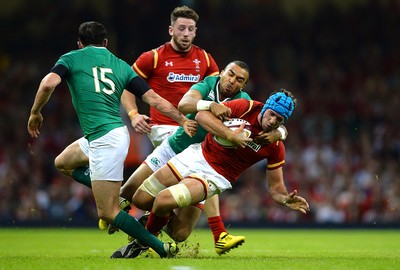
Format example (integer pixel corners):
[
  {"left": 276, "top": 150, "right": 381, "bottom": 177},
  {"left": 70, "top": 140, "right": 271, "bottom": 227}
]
[
  {"left": 246, "top": 140, "right": 261, "bottom": 152},
  {"left": 167, "top": 72, "right": 200, "bottom": 83}
]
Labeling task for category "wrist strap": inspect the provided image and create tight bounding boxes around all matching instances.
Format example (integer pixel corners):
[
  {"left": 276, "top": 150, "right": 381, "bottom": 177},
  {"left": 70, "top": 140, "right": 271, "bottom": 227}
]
[
  {"left": 128, "top": 109, "right": 139, "bottom": 120},
  {"left": 277, "top": 126, "right": 287, "bottom": 140},
  {"left": 196, "top": 100, "right": 213, "bottom": 111}
]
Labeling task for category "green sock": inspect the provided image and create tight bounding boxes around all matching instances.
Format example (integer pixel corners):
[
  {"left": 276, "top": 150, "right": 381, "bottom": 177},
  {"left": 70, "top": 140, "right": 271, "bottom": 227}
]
[
  {"left": 111, "top": 210, "right": 167, "bottom": 257},
  {"left": 72, "top": 166, "right": 92, "bottom": 188}
]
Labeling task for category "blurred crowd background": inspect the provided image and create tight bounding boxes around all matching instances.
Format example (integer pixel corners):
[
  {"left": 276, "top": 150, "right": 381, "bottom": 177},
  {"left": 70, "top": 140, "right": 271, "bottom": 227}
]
[{"left": 1, "top": 0, "right": 399, "bottom": 228}]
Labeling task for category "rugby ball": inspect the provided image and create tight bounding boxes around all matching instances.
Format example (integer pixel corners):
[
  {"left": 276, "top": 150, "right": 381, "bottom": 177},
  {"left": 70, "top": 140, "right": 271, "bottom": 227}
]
[{"left": 213, "top": 118, "right": 252, "bottom": 148}]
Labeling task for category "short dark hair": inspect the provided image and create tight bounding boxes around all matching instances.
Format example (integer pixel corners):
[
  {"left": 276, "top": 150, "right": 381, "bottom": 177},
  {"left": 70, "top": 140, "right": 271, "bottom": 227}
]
[
  {"left": 170, "top": 6, "right": 199, "bottom": 25},
  {"left": 225, "top": 60, "right": 250, "bottom": 82},
  {"left": 230, "top": 60, "right": 250, "bottom": 76},
  {"left": 78, "top": 21, "right": 107, "bottom": 46}
]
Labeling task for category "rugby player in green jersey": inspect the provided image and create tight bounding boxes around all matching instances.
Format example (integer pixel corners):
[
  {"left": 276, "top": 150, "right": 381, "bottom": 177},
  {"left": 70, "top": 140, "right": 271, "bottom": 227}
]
[{"left": 27, "top": 21, "right": 197, "bottom": 258}]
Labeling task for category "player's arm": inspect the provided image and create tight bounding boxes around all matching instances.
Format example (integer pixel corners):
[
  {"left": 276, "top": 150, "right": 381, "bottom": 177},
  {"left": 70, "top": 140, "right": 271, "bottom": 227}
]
[
  {"left": 178, "top": 89, "right": 231, "bottom": 121},
  {"left": 266, "top": 167, "right": 309, "bottom": 214},
  {"left": 143, "top": 89, "right": 197, "bottom": 137},
  {"left": 121, "top": 90, "right": 151, "bottom": 134},
  {"left": 196, "top": 110, "right": 251, "bottom": 148},
  {"left": 254, "top": 125, "right": 288, "bottom": 145},
  {"left": 126, "top": 76, "right": 197, "bottom": 137},
  {"left": 28, "top": 71, "right": 62, "bottom": 138}
]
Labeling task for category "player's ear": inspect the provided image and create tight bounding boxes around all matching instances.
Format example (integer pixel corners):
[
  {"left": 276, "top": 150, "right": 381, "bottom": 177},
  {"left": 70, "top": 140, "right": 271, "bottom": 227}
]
[
  {"left": 77, "top": 40, "right": 83, "bottom": 49},
  {"left": 103, "top": 38, "right": 108, "bottom": 47}
]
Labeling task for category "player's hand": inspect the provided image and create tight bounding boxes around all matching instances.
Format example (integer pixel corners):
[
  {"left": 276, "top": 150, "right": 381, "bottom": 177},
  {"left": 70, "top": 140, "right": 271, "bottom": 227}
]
[
  {"left": 130, "top": 114, "right": 151, "bottom": 134},
  {"left": 183, "top": 119, "right": 198, "bottom": 138},
  {"left": 27, "top": 113, "right": 43, "bottom": 138},
  {"left": 227, "top": 123, "right": 253, "bottom": 149},
  {"left": 210, "top": 103, "right": 232, "bottom": 121},
  {"left": 283, "top": 190, "right": 310, "bottom": 214},
  {"left": 254, "top": 129, "right": 281, "bottom": 145}
]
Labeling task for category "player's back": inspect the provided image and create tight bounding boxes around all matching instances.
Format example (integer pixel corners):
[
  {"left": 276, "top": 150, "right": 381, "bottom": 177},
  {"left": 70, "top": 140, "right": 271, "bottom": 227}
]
[{"left": 57, "top": 46, "right": 135, "bottom": 141}]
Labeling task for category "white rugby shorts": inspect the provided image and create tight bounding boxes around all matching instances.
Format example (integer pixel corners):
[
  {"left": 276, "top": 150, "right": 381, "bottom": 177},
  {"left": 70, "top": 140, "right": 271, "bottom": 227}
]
[
  {"left": 167, "top": 143, "right": 233, "bottom": 199},
  {"left": 145, "top": 139, "right": 177, "bottom": 172},
  {"left": 78, "top": 137, "right": 89, "bottom": 157},
  {"left": 88, "top": 126, "right": 129, "bottom": 181},
  {"left": 147, "top": 125, "right": 179, "bottom": 147}
]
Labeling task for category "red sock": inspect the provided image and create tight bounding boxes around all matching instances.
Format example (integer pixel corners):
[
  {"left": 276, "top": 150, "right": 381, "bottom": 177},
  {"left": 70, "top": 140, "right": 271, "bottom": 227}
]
[
  {"left": 146, "top": 212, "right": 169, "bottom": 235},
  {"left": 208, "top": 216, "right": 227, "bottom": 242}
]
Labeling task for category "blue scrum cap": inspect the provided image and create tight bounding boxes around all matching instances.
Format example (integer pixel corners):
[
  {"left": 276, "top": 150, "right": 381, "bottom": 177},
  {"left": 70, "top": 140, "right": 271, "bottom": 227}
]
[{"left": 261, "top": 91, "right": 295, "bottom": 122}]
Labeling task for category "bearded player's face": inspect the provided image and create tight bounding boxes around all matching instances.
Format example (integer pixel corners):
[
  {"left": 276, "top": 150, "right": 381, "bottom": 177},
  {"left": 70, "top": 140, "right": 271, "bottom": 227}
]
[{"left": 169, "top": 18, "right": 196, "bottom": 52}]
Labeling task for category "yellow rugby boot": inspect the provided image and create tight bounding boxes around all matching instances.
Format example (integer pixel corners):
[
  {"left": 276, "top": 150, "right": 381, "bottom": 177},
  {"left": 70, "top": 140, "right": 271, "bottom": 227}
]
[{"left": 214, "top": 232, "right": 245, "bottom": 255}]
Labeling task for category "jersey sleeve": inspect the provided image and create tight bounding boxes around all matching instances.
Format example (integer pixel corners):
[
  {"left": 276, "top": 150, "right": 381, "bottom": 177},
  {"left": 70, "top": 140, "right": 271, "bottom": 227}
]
[
  {"left": 189, "top": 79, "right": 213, "bottom": 100},
  {"left": 132, "top": 50, "right": 154, "bottom": 80},
  {"left": 50, "top": 64, "right": 68, "bottom": 80},
  {"left": 126, "top": 76, "right": 151, "bottom": 98},
  {"left": 205, "top": 53, "right": 219, "bottom": 76},
  {"left": 266, "top": 141, "right": 286, "bottom": 170}
]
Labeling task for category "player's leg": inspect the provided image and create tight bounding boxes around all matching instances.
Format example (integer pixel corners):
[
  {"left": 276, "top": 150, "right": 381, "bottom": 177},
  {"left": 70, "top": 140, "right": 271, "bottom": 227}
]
[
  {"left": 164, "top": 205, "right": 202, "bottom": 242},
  {"left": 205, "top": 195, "right": 245, "bottom": 255},
  {"left": 54, "top": 137, "right": 91, "bottom": 188},
  {"left": 92, "top": 180, "right": 175, "bottom": 258},
  {"left": 120, "top": 163, "right": 154, "bottom": 203},
  {"left": 146, "top": 177, "right": 207, "bottom": 236},
  {"left": 132, "top": 161, "right": 181, "bottom": 211},
  {"left": 90, "top": 127, "right": 177, "bottom": 258},
  {"left": 122, "top": 138, "right": 178, "bottom": 202}
]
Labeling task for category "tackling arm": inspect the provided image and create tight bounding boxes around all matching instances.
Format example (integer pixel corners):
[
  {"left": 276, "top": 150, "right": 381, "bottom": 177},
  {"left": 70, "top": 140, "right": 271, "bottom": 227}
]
[
  {"left": 196, "top": 110, "right": 251, "bottom": 148},
  {"left": 178, "top": 89, "right": 231, "bottom": 120},
  {"left": 142, "top": 89, "right": 197, "bottom": 137},
  {"left": 254, "top": 125, "right": 288, "bottom": 145}
]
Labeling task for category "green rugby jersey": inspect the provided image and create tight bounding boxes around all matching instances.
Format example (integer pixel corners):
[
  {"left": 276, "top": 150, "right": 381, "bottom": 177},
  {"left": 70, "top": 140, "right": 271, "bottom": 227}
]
[
  {"left": 168, "top": 75, "right": 251, "bottom": 154},
  {"left": 55, "top": 46, "right": 137, "bottom": 141}
]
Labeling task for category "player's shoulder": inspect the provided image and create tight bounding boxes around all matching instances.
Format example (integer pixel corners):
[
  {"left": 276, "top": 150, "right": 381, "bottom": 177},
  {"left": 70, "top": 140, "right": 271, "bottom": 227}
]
[
  {"left": 190, "top": 44, "right": 213, "bottom": 56},
  {"left": 224, "top": 99, "right": 263, "bottom": 113},
  {"left": 235, "top": 90, "right": 252, "bottom": 100},
  {"left": 153, "top": 42, "right": 169, "bottom": 51},
  {"left": 203, "top": 75, "right": 219, "bottom": 82}
]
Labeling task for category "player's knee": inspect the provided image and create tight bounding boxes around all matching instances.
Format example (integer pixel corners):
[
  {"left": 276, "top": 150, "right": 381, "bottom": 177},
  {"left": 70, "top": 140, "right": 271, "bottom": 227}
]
[
  {"left": 54, "top": 155, "right": 66, "bottom": 172},
  {"left": 132, "top": 190, "right": 154, "bottom": 211},
  {"left": 166, "top": 184, "right": 192, "bottom": 208},
  {"left": 167, "top": 227, "right": 190, "bottom": 242},
  {"left": 138, "top": 174, "right": 166, "bottom": 197}
]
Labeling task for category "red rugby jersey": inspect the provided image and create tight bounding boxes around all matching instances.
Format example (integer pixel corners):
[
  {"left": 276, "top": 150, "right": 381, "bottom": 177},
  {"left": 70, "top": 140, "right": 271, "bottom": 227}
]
[
  {"left": 201, "top": 99, "right": 286, "bottom": 183},
  {"left": 132, "top": 42, "right": 219, "bottom": 125}
]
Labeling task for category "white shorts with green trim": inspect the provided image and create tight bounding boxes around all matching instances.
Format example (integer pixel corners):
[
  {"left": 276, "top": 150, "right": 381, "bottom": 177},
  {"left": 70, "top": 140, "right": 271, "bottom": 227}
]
[{"left": 89, "top": 126, "right": 129, "bottom": 181}]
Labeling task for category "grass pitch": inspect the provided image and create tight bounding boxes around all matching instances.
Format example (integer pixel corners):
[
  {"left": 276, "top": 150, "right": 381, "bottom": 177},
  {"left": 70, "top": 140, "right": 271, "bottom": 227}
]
[{"left": 0, "top": 227, "right": 398, "bottom": 270}]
